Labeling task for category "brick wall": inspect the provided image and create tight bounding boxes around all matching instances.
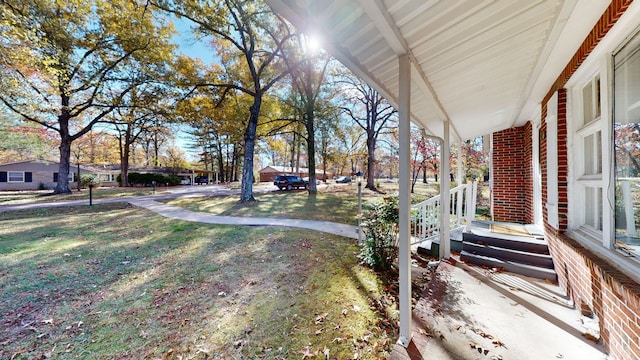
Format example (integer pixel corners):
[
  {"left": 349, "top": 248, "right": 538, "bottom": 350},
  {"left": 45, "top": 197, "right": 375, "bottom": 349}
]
[
  {"left": 545, "top": 229, "right": 640, "bottom": 359},
  {"left": 557, "top": 89, "right": 569, "bottom": 231},
  {"left": 491, "top": 126, "right": 528, "bottom": 223},
  {"left": 539, "top": 1, "right": 640, "bottom": 358},
  {"left": 523, "top": 122, "right": 534, "bottom": 224}
]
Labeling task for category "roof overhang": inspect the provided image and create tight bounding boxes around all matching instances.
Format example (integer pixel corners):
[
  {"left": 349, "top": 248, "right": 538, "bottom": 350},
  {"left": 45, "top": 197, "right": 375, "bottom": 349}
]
[{"left": 266, "top": 0, "right": 611, "bottom": 140}]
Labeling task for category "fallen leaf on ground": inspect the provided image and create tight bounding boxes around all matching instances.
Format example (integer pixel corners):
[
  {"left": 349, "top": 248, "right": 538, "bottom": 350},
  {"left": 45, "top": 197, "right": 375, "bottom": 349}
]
[
  {"left": 315, "top": 313, "right": 328, "bottom": 324},
  {"left": 301, "top": 346, "right": 318, "bottom": 359}
]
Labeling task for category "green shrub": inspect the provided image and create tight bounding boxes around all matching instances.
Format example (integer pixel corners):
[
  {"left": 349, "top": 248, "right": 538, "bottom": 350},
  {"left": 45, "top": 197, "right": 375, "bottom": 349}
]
[
  {"left": 80, "top": 174, "right": 102, "bottom": 188},
  {"left": 359, "top": 196, "right": 399, "bottom": 271},
  {"left": 126, "top": 172, "right": 181, "bottom": 187}
]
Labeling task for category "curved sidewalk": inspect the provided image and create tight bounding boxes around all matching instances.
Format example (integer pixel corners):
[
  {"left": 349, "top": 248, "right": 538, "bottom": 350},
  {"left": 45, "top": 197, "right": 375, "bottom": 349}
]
[
  {"left": 127, "top": 198, "right": 361, "bottom": 240},
  {"left": 0, "top": 192, "right": 361, "bottom": 240}
]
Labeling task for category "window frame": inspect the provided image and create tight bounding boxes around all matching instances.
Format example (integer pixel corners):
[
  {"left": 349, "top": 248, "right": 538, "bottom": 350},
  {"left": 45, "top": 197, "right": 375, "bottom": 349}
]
[
  {"left": 567, "top": 75, "right": 613, "bottom": 233},
  {"left": 568, "top": 70, "right": 608, "bottom": 235},
  {"left": 563, "top": 23, "right": 640, "bottom": 283},
  {"left": 7, "top": 171, "right": 25, "bottom": 183}
]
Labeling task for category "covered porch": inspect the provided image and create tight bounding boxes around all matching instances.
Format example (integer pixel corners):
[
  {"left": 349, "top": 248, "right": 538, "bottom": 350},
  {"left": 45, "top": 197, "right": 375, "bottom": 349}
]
[{"left": 265, "top": 0, "right": 639, "bottom": 357}]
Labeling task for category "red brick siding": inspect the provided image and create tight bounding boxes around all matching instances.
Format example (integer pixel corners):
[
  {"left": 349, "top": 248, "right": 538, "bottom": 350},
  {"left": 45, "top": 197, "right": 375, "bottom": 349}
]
[
  {"left": 523, "top": 122, "right": 534, "bottom": 224},
  {"left": 539, "top": 1, "right": 639, "bottom": 358},
  {"left": 543, "top": 0, "right": 634, "bottom": 104},
  {"left": 545, "top": 229, "right": 640, "bottom": 360},
  {"left": 557, "top": 89, "right": 569, "bottom": 231},
  {"left": 492, "top": 126, "right": 528, "bottom": 223}
]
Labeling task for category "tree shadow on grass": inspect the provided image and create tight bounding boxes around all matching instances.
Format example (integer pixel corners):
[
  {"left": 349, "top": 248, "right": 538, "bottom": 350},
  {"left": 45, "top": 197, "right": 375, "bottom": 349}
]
[{"left": 0, "top": 204, "right": 396, "bottom": 359}]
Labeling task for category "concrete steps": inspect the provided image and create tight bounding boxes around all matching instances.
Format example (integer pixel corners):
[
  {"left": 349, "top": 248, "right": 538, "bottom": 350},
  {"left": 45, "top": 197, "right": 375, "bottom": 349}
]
[{"left": 460, "top": 221, "right": 557, "bottom": 282}]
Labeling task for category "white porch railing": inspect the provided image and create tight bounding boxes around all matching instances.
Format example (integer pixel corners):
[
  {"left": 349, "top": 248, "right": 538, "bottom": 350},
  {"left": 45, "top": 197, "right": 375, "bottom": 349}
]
[
  {"left": 410, "top": 182, "right": 478, "bottom": 245},
  {"left": 619, "top": 178, "right": 639, "bottom": 237}
]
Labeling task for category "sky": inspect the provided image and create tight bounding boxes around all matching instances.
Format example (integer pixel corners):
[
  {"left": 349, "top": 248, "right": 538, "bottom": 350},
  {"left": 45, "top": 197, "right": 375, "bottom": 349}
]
[{"left": 170, "top": 16, "right": 213, "bottom": 163}]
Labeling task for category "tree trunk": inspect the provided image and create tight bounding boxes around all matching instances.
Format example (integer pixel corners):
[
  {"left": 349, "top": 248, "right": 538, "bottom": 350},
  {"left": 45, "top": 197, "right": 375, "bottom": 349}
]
[
  {"left": 55, "top": 138, "right": 73, "bottom": 194},
  {"left": 290, "top": 131, "right": 296, "bottom": 172},
  {"left": 305, "top": 106, "right": 317, "bottom": 195},
  {"left": 366, "top": 134, "right": 377, "bottom": 190},
  {"left": 232, "top": 143, "right": 240, "bottom": 182},
  {"left": 240, "top": 96, "right": 261, "bottom": 202},
  {"left": 216, "top": 137, "right": 224, "bottom": 183},
  {"left": 55, "top": 112, "right": 73, "bottom": 194},
  {"left": 119, "top": 126, "right": 133, "bottom": 187},
  {"left": 121, "top": 149, "right": 130, "bottom": 187}
]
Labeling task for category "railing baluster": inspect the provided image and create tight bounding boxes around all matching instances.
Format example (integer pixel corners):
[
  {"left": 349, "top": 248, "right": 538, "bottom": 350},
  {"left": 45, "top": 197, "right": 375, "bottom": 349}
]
[{"left": 411, "top": 182, "right": 477, "bottom": 245}]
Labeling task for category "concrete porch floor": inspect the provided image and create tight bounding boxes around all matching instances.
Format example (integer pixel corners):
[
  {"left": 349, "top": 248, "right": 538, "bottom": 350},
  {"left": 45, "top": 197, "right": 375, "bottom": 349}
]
[{"left": 390, "top": 258, "right": 608, "bottom": 360}]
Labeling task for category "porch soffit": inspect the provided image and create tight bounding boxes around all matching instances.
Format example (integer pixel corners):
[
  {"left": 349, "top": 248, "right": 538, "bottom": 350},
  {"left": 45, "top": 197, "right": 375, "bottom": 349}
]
[{"left": 266, "top": 0, "right": 611, "bottom": 141}]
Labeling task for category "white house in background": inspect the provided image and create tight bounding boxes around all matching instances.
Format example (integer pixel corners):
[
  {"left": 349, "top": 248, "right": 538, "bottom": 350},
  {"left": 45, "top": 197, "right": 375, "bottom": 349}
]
[{"left": 0, "top": 160, "right": 91, "bottom": 191}]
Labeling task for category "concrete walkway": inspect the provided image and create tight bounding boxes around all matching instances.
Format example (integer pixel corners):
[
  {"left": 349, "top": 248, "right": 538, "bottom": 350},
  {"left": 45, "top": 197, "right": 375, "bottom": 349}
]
[
  {"left": 0, "top": 186, "right": 361, "bottom": 240},
  {"left": 391, "top": 259, "right": 609, "bottom": 360},
  {"left": 127, "top": 197, "right": 361, "bottom": 239}
]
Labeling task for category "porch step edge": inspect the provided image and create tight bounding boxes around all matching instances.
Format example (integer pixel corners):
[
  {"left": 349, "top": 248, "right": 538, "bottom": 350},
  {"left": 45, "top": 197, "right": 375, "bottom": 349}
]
[
  {"left": 462, "top": 241, "right": 554, "bottom": 269},
  {"left": 463, "top": 232, "right": 550, "bottom": 254},
  {"left": 460, "top": 250, "right": 557, "bottom": 282}
]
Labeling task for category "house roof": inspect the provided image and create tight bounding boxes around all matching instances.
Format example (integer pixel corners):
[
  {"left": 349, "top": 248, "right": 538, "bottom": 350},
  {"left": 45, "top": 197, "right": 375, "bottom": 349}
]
[
  {"left": 0, "top": 159, "right": 57, "bottom": 167},
  {"left": 265, "top": 0, "right": 617, "bottom": 141},
  {"left": 259, "top": 165, "right": 311, "bottom": 173},
  {"left": 0, "top": 160, "right": 96, "bottom": 172}
]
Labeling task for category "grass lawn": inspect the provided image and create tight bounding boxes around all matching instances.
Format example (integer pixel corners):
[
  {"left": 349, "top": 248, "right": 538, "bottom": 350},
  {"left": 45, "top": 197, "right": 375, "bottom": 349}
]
[
  {"left": 166, "top": 189, "right": 362, "bottom": 223},
  {"left": 163, "top": 181, "right": 446, "bottom": 223},
  {"left": 0, "top": 203, "right": 398, "bottom": 359},
  {"left": 0, "top": 187, "right": 160, "bottom": 205}
]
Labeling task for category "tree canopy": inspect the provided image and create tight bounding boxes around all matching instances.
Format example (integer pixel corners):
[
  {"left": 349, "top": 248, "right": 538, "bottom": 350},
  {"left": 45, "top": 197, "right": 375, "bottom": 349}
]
[{"left": 0, "top": 0, "right": 175, "bottom": 193}]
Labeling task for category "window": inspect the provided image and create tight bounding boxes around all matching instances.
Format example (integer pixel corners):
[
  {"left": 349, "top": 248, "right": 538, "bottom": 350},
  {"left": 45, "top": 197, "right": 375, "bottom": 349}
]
[
  {"left": 614, "top": 30, "right": 640, "bottom": 254},
  {"left": 574, "top": 75, "right": 604, "bottom": 232},
  {"left": 98, "top": 174, "right": 115, "bottom": 182},
  {"left": 8, "top": 171, "right": 24, "bottom": 182},
  {"left": 53, "top": 172, "right": 75, "bottom": 183}
]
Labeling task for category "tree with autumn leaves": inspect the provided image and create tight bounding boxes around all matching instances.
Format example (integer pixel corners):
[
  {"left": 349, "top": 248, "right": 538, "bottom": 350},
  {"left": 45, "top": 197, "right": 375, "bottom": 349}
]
[
  {"left": 0, "top": 0, "right": 175, "bottom": 193},
  {"left": 1, "top": 0, "right": 488, "bottom": 201},
  {"left": 340, "top": 73, "right": 397, "bottom": 191},
  {"left": 152, "top": 0, "right": 297, "bottom": 202}
]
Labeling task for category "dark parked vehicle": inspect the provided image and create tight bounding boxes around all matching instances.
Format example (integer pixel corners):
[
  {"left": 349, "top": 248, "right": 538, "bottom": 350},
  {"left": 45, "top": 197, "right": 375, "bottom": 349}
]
[
  {"left": 195, "top": 176, "right": 208, "bottom": 185},
  {"left": 274, "top": 174, "right": 308, "bottom": 190},
  {"left": 335, "top": 176, "right": 352, "bottom": 184}
]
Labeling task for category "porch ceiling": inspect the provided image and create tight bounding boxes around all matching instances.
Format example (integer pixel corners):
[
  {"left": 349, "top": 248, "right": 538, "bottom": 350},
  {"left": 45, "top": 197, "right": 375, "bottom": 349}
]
[{"left": 266, "top": 0, "right": 610, "bottom": 141}]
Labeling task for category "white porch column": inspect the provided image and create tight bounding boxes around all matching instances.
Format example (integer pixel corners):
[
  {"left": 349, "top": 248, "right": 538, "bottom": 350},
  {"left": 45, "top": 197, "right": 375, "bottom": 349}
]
[
  {"left": 440, "top": 122, "right": 451, "bottom": 258},
  {"left": 398, "top": 53, "right": 412, "bottom": 347},
  {"left": 457, "top": 138, "right": 463, "bottom": 183}
]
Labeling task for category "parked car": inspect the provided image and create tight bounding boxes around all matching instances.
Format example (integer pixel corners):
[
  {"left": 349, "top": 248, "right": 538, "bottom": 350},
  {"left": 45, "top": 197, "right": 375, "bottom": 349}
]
[
  {"left": 274, "top": 174, "right": 308, "bottom": 190},
  {"left": 335, "top": 176, "right": 352, "bottom": 183},
  {"left": 195, "top": 175, "right": 208, "bottom": 185}
]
